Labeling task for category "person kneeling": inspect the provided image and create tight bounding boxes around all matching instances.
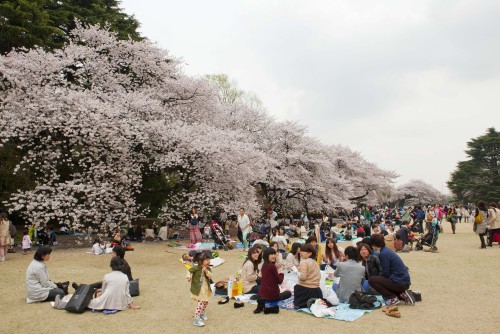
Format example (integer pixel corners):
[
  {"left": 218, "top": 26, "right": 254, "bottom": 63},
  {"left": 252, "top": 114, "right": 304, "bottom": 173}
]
[
  {"left": 254, "top": 247, "right": 292, "bottom": 314},
  {"left": 368, "top": 234, "right": 414, "bottom": 306}
]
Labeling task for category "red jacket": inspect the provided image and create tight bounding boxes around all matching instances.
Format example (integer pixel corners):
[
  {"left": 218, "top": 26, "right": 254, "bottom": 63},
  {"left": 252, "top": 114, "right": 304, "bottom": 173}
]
[{"left": 259, "top": 262, "right": 284, "bottom": 300}]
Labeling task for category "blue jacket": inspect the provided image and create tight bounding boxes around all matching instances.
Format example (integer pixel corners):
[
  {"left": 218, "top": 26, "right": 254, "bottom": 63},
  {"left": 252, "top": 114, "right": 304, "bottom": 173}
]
[{"left": 378, "top": 247, "right": 411, "bottom": 285}]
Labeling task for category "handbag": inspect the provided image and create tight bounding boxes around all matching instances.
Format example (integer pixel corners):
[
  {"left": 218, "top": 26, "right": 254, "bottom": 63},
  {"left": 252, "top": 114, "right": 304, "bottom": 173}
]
[
  {"left": 474, "top": 212, "right": 483, "bottom": 224},
  {"left": 129, "top": 279, "right": 140, "bottom": 297},
  {"left": 65, "top": 284, "right": 95, "bottom": 313},
  {"left": 348, "top": 291, "right": 381, "bottom": 310},
  {"left": 214, "top": 280, "right": 228, "bottom": 295}
]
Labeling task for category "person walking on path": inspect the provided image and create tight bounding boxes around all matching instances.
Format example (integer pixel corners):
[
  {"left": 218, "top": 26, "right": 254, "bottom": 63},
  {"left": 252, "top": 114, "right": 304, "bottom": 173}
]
[{"left": 474, "top": 201, "right": 489, "bottom": 249}]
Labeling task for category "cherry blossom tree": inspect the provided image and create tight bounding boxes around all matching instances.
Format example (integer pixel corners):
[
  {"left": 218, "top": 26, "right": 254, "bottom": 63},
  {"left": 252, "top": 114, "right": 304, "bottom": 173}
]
[
  {"left": 1, "top": 24, "right": 400, "bottom": 233},
  {"left": 395, "top": 179, "right": 445, "bottom": 206},
  {"left": 208, "top": 75, "right": 398, "bottom": 213},
  {"left": 0, "top": 24, "right": 265, "bottom": 228}
]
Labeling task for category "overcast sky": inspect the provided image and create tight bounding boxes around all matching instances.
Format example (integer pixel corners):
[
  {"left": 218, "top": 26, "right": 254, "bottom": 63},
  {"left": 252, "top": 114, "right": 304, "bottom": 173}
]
[{"left": 121, "top": 0, "right": 500, "bottom": 194}]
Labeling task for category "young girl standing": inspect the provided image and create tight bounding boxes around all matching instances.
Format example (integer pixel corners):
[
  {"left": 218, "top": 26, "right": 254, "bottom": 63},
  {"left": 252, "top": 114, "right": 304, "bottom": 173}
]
[
  {"left": 187, "top": 253, "right": 213, "bottom": 327},
  {"left": 22, "top": 229, "right": 32, "bottom": 255}
]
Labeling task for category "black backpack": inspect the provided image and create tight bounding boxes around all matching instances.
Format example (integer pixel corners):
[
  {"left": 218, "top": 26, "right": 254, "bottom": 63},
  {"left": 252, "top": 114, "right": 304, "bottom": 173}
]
[
  {"left": 348, "top": 291, "right": 381, "bottom": 310},
  {"left": 189, "top": 216, "right": 199, "bottom": 226}
]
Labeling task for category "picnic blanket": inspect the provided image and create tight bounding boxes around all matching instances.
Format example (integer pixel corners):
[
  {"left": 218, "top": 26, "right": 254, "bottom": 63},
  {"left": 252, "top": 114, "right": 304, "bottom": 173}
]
[
  {"left": 226, "top": 294, "right": 379, "bottom": 322},
  {"left": 174, "top": 242, "right": 215, "bottom": 250},
  {"left": 297, "top": 302, "right": 376, "bottom": 321}
]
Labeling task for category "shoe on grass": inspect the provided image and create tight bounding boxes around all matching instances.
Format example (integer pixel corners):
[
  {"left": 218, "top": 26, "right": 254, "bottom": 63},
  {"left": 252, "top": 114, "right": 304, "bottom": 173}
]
[
  {"left": 386, "top": 310, "right": 401, "bottom": 318},
  {"left": 382, "top": 306, "right": 399, "bottom": 313},
  {"left": 263, "top": 305, "right": 280, "bottom": 314},
  {"left": 383, "top": 297, "right": 400, "bottom": 307},
  {"left": 53, "top": 295, "right": 66, "bottom": 310},
  {"left": 402, "top": 290, "right": 415, "bottom": 305},
  {"left": 194, "top": 317, "right": 205, "bottom": 327}
]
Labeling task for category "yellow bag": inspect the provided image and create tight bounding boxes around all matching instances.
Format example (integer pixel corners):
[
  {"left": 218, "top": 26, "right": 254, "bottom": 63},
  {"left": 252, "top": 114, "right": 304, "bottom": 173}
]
[{"left": 474, "top": 212, "right": 483, "bottom": 224}]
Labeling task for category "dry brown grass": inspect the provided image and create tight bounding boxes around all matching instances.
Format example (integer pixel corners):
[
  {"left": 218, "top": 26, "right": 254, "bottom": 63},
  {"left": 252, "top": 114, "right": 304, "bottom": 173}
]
[{"left": 1, "top": 222, "right": 499, "bottom": 334}]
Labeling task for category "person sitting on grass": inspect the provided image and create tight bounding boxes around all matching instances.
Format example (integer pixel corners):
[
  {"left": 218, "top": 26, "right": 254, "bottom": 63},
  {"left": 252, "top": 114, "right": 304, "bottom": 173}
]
[
  {"left": 332, "top": 246, "right": 365, "bottom": 303},
  {"left": 26, "top": 246, "right": 67, "bottom": 303},
  {"left": 322, "top": 237, "right": 344, "bottom": 269},
  {"left": 285, "top": 242, "right": 301, "bottom": 271},
  {"left": 92, "top": 238, "right": 105, "bottom": 255},
  {"left": 305, "top": 235, "right": 322, "bottom": 266},
  {"left": 53, "top": 257, "right": 140, "bottom": 312},
  {"left": 157, "top": 222, "right": 168, "bottom": 241},
  {"left": 396, "top": 221, "right": 411, "bottom": 249},
  {"left": 72, "top": 245, "right": 133, "bottom": 291},
  {"left": 394, "top": 234, "right": 404, "bottom": 252},
  {"left": 351, "top": 230, "right": 365, "bottom": 247},
  {"left": 292, "top": 243, "right": 323, "bottom": 309},
  {"left": 111, "top": 229, "right": 123, "bottom": 246},
  {"left": 144, "top": 225, "right": 157, "bottom": 241},
  {"left": 269, "top": 241, "right": 285, "bottom": 271},
  {"left": 254, "top": 247, "right": 292, "bottom": 314},
  {"left": 252, "top": 234, "right": 270, "bottom": 248},
  {"left": 241, "top": 247, "right": 262, "bottom": 295},
  {"left": 368, "top": 234, "right": 414, "bottom": 306},
  {"left": 88, "top": 257, "right": 139, "bottom": 311},
  {"left": 358, "top": 243, "right": 382, "bottom": 293}
]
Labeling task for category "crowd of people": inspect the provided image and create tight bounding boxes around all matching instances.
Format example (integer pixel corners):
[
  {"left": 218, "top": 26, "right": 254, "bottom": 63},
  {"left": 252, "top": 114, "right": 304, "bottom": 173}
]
[
  {"left": 185, "top": 228, "right": 415, "bottom": 326},
  {"left": 182, "top": 201, "right": 499, "bottom": 326},
  {"left": 1, "top": 199, "right": 498, "bottom": 326}
]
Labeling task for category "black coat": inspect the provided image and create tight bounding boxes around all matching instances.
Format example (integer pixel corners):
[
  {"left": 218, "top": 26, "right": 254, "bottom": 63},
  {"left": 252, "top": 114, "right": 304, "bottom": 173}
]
[{"left": 362, "top": 255, "right": 382, "bottom": 279}]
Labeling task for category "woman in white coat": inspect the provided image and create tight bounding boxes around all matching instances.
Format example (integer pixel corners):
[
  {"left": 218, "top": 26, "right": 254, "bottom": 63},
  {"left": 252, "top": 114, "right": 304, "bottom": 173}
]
[
  {"left": 88, "top": 257, "right": 140, "bottom": 311},
  {"left": 26, "top": 246, "right": 66, "bottom": 303}
]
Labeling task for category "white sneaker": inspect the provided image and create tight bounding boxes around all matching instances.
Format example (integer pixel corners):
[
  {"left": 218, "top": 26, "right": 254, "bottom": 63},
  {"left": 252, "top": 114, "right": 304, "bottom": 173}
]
[
  {"left": 193, "top": 317, "right": 205, "bottom": 327},
  {"left": 200, "top": 314, "right": 208, "bottom": 321},
  {"left": 53, "top": 295, "right": 63, "bottom": 309}
]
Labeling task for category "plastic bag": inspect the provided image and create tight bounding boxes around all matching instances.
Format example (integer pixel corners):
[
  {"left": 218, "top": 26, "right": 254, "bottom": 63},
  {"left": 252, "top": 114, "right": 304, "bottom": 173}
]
[{"left": 310, "top": 299, "right": 336, "bottom": 318}]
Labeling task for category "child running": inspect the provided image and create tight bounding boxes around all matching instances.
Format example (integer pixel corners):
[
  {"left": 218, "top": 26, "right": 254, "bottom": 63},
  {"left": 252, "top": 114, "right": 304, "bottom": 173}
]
[
  {"left": 187, "top": 252, "right": 213, "bottom": 327},
  {"left": 22, "top": 229, "right": 32, "bottom": 255}
]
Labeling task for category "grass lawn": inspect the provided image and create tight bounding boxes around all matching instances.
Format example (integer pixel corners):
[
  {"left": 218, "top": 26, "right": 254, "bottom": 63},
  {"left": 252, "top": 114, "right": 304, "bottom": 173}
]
[{"left": 1, "top": 222, "right": 499, "bottom": 334}]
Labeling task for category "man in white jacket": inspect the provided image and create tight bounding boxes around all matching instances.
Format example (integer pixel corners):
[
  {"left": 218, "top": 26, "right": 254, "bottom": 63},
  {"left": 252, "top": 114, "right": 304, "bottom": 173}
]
[{"left": 238, "top": 208, "right": 251, "bottom": 251}]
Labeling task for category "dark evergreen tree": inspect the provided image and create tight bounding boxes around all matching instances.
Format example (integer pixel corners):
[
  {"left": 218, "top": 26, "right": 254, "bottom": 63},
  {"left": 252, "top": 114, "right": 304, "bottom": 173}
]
[
  {"left": 0, "top": 0, "right": 62, "bottom": 53},
  {"left": 0, "top": 0, "right": 141, "bottom": 54},
  {"left": 448, "top": 127, "right": 500, "bottom": 203}
]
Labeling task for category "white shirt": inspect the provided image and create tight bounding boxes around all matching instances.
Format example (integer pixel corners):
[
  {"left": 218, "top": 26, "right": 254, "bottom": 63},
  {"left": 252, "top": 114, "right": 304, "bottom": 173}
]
[
  {"left": 92, "top": 242, "right": 104, "bottom": 255},
  {"left": 26, "top": 260, "right": 57, "bottom": 303},
  {"left": 252, "top": 239, "right": 269, "bottom": 248},
  {"left": 88, "top": 271, "right": 133, "bottom": 310},
  {"left": 271, "top": 235, "right": 288, "bottom": 250},
  {"left": 351, "top": 237, "right": 363, "bottom": 247},
  {"left": 238, "top": 214, "right": 251, "bottom": 233},
  {"left": 269, "top": 211, "right": 278, "bottom": 228},
  {"left": 158, "top": 226, "right": 169, "bottom": 240}
]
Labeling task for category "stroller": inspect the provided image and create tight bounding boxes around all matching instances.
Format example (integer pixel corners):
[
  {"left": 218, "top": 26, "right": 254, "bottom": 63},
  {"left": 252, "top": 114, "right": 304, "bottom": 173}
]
[
  {"left": 210, "top": 221, "right": 233, "bottom": 251},
  {"left": 414, "top": 221, "right": 439, "bottom": 252}
]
